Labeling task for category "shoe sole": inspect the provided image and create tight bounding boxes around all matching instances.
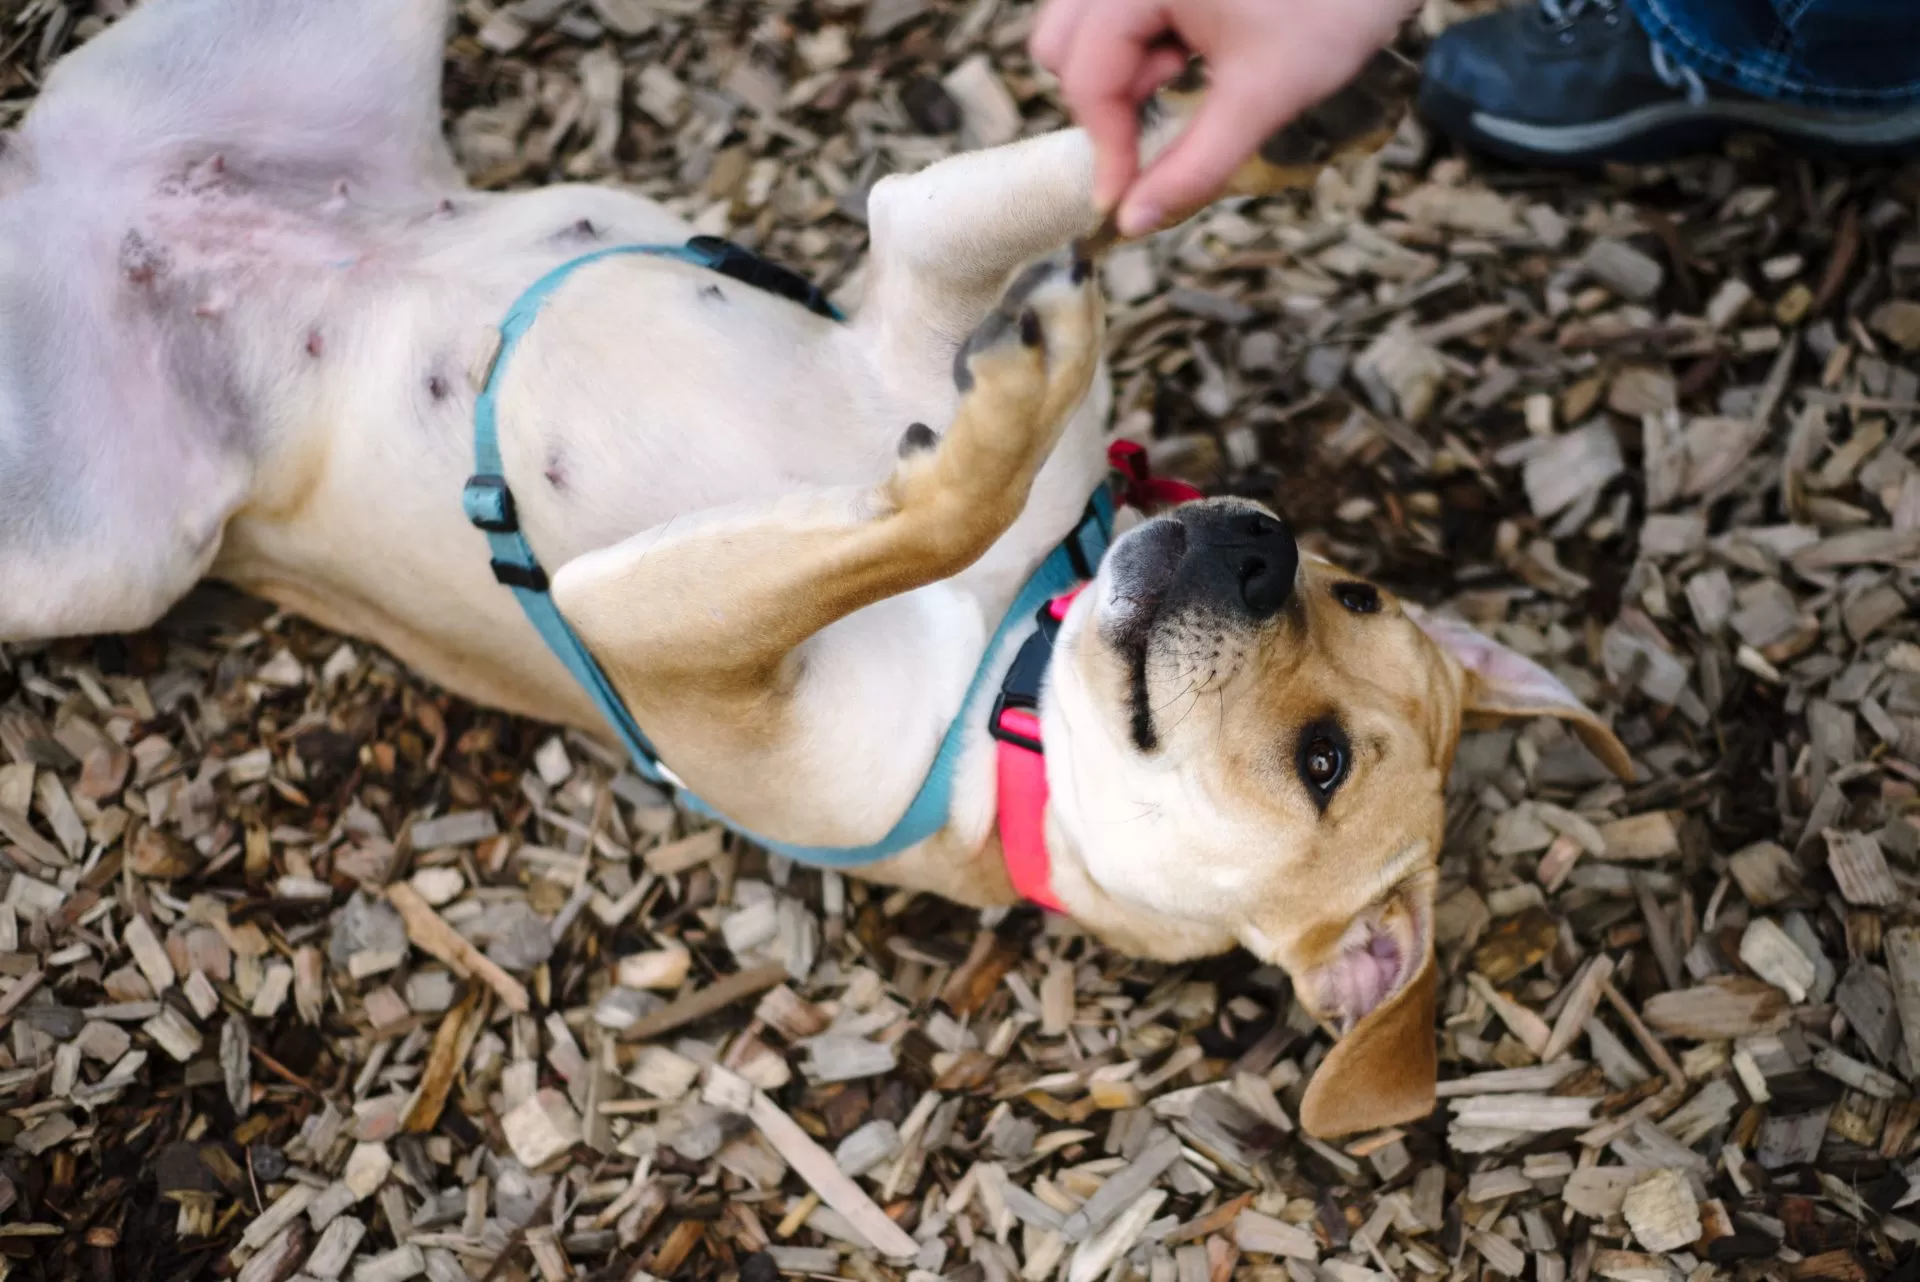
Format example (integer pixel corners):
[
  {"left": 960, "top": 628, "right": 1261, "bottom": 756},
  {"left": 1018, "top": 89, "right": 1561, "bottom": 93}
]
[{"left": 1419, "top": 79, "right": 1920, "bottom": 167}]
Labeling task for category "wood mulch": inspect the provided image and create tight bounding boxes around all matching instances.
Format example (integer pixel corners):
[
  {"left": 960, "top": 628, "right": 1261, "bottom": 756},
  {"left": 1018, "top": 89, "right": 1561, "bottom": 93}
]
[{"left": 2, "top": 1, "right": 1918, "bottom": 1280}]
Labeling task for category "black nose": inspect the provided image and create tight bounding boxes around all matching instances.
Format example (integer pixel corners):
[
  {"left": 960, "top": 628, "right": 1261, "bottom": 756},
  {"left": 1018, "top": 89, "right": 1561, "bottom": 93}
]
[{"left": 1188, "top": 508, "right": 1298, "bottom": 617}]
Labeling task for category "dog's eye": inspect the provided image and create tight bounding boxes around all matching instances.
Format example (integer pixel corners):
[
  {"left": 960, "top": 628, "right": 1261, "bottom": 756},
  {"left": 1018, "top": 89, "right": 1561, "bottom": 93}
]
[
  {"left": 1303, "top": 739, "right": 1345, "bottom": 788},
  {"left": 1296, "top": 722, "right": 1350, "bottom": 806},
  {"left": 1333, "top": 582, "right": 1380, "bottom": 615}
]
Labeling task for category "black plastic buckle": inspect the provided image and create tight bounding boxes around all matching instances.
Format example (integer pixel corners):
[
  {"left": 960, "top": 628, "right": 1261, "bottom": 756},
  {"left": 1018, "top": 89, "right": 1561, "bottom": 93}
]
[
  {"left": 987, "top": 603, "right": 1064, "bottom": 753},
  {"left": 465, "top": 474, "right": 519, "bottom": 534},
  {"left": 1063, "top": 497, "right": 1104, "bottom": 580},
  {"left": 490, "top": 558, "right": 550, "bottom": 593}
]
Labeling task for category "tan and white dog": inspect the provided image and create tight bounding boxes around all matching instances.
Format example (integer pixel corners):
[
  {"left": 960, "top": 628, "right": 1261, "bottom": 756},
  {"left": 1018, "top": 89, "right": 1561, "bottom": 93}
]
[{"left": 0, "top": 0, "right": 1633, "bottom": 1136}]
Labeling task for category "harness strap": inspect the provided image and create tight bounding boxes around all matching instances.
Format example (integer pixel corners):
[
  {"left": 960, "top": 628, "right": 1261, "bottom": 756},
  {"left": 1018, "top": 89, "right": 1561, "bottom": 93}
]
[
  {"left": 986, "top": 463, "right": 1203, "bottom": 911},
  {"left": 989, "top": 590, "right": 1078, "bottom": 912},
  {"left": 464, "top": 236, "right": 1114, "bottom": 868},
  {"left": 466, "top": 243, "right": 747, "bottom": 788}
]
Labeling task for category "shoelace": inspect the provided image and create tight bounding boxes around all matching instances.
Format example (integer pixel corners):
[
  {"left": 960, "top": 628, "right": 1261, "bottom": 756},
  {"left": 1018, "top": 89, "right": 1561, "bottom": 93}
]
[
  {"left": 1650, "top": 43, "right": 1709, "bottom": 106},
  {"left": 1537, "top": 0, "right": 1709, "bottom": 105}
]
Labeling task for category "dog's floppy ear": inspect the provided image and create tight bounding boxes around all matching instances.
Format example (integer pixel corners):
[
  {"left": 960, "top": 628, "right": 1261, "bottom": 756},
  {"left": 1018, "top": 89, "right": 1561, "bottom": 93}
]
[
  {"left": 1295, "top": 885, "right": 1439, "bottom": 1138},
  {"left": 1299, "top": 947, "right": 1438, "bottom": 1139},
  {"left": 1406, "top": 605, "right": 1634, "bottom": 782}
]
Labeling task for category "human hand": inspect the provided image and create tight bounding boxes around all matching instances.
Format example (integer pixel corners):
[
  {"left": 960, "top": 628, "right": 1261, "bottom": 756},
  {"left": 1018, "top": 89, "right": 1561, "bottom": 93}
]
[{"left": 1032, "top": 0, "right": 1419, "bottom": 237}]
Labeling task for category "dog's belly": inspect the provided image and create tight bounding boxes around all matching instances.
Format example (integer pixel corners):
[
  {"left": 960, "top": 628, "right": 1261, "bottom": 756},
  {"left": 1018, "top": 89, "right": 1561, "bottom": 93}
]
[
  {"left": 489, "top": 256, "right": 916, "bottom": 567},
  {"left": 204, "top": 176, "right": 1111, "bottom": 847},
  {"left": 213, "top": 184, "right": 984, "bottom": 741}
]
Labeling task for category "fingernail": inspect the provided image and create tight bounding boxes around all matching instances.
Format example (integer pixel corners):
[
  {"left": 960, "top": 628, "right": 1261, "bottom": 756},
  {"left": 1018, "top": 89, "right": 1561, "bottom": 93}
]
[{"left": 1118, "top": 202, "right": 1160, "bottom": 238}]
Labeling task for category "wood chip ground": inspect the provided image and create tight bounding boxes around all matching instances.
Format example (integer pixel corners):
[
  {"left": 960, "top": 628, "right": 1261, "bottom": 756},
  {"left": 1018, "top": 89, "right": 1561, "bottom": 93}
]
[{"left": 2, "top": 1, "right": 1919, "bottom": 1280}]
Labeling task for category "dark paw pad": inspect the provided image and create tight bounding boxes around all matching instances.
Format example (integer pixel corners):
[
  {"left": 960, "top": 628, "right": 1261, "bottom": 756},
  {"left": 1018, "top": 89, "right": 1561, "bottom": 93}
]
[
  {"left": 1003, "top": 258, "right": 1060, "bottom": 308},
  {"left": 951, "top": 308, "right": 1016, "bottom": 391}
]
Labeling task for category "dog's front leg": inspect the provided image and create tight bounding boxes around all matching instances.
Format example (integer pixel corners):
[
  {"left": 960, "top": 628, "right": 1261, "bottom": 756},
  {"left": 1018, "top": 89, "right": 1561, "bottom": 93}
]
[
  {"left": 548, "top": 253, "right": 1102, "bottom": 845},
  {"left": 857, "top": 60, "right": 1413, "bottom": 391}
]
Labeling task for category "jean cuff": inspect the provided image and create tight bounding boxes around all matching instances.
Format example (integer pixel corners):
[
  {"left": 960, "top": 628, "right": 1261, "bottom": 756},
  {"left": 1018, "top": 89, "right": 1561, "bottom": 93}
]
[{"left": 1628, "top": 0, "right": 1920, "bottom": 108}]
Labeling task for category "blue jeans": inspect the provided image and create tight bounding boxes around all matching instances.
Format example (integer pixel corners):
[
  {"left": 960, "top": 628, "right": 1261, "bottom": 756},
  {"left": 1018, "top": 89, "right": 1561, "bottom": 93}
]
[{"left": 1629, "top": 0, "right": 1920, "bottom": 106}]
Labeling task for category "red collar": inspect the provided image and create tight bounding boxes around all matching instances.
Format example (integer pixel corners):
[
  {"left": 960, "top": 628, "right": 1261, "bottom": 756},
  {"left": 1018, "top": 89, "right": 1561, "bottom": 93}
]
[{"left": 995, "top": 444, "right": 1201, "bottom": 912}]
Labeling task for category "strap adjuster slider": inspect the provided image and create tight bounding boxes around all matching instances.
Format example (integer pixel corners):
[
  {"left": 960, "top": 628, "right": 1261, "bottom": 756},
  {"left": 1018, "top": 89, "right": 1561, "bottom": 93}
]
[
  {"left": 490, "top": 558, "right": 549, "bottom": 592},
  {"left": 464, "top": 474, "right": 520, "bottom": 534}
]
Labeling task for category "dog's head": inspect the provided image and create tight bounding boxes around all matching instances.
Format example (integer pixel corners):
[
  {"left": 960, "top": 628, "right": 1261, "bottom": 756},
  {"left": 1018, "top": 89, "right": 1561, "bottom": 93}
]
[{"left": 1043, "top": 497, "right": 1631, "bottom": 1136}]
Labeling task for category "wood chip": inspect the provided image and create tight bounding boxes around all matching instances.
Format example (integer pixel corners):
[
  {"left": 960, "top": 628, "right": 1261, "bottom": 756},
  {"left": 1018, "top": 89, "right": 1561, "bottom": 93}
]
[
  {"left": 122, "top": 913, "right": 174, "bottom": 994},
  {"left": 501, "top": 1088, "right": 582, "bottom": 1168},
  {"left": 1643, "top": 978, "right": 1790, "bottom": 1040},
  {"left": 1597, "top": 812, "right": 1681, "bottom": 861},
  {"left": 384, "top": 882, "right": 528, "bottom": 1013},
  {"left": 1884, "top": 927, "right": 1920, "bottom": 1077},
  {"left": 617, "top": 963, "right": 787, "bottom": 1043},
  {"left": 1739, "top": 918, "right": 1817, "bottom": 1003},
  {"left": 1621, "top": 1169, "right": 1700, "bottom": 1252},
  {"left": 706, "top": 1067, "right": 917, "bottom": 1259},
  {"left": 1825, "top": 830, "right": 1899, "bottom": 906},
  {"left": 1232, "top": 1209, "right": 1319, "bottom": 1261},
  {"left": 1581, "top": 238, "right": 1664, "bottom": 300}
]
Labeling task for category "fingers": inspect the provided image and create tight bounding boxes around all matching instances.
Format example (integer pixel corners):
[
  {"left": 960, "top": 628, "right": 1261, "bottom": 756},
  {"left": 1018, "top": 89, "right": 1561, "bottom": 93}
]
[
  {"left": 1051, "top": 0, "right": 1179, "bottom": 211},
  {"left": 1038, "top": 0, "right": 1419, "bottom": 239},
  {"left": 1030, "top": 0, "right": 1094, "bottom": 72},
  {"left": 1116, "top": 49, "right": 1354, "bottom": 236},
  {"left": 1127, "top": 43, "right": 1191, "bottom": 102}
]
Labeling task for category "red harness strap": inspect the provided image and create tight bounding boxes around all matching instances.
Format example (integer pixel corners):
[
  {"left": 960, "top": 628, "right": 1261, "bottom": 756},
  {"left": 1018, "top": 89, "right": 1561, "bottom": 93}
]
[{"left": 995, "top": 444, "right": 1202, "bottom": 912}]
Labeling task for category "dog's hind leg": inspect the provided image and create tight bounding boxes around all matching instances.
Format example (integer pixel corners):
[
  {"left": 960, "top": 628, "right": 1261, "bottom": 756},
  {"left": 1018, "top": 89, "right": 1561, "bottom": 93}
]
[
  {"left": 0, "top": 0, "right": 460, "bottom": 644},
  {"left": 547, "top": 253, "right": 1103, "bottom": 844},
  {"left": 26, "top": 0, "right": 458, "bottom": 197}
]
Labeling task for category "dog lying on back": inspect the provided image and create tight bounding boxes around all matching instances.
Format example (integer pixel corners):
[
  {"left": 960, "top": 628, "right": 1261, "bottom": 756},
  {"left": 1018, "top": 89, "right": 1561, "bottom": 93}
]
[{"left": 0, "top": 0, "right": 1632, "bottom": 1136}]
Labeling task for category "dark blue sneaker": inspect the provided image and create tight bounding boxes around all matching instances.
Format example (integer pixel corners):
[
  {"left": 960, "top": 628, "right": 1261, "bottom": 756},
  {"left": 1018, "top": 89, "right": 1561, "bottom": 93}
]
[{"left": 1416, "top": 0, "right": 1920, "bottom": 167}]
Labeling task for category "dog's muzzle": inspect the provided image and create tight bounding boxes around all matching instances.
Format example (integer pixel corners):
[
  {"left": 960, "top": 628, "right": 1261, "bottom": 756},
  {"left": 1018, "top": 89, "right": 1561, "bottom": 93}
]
[{"left": 1102, "top": 501, "right": 1299, "bottom": 652}]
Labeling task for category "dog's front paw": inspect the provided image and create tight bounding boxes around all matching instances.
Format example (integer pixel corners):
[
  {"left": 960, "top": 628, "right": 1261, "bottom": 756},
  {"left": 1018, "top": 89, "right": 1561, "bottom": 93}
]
[
  {"left": 884, "top": 249, "right": 1102, "bottom": 563},
  {"left": 951, "top": 248, "right": 1101, "bottom": 447}
]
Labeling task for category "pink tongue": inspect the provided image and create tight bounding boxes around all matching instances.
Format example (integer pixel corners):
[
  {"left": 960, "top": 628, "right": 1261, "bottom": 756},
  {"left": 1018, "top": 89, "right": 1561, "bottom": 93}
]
[{"left": 1332, "top": 933, "right": 1403, "bottom": 1029}]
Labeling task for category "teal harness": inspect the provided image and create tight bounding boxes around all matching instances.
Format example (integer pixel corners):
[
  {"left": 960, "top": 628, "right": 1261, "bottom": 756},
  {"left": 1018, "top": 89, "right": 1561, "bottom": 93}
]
[{"left": 462, "top": 237, "right": 1114, "bottom": 867}]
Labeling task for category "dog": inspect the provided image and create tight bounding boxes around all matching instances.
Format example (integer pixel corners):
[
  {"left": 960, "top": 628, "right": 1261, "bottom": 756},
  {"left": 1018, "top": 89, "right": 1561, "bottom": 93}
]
[{"left": 0, "top": 0, "right": 1633, "bottom": 1137}]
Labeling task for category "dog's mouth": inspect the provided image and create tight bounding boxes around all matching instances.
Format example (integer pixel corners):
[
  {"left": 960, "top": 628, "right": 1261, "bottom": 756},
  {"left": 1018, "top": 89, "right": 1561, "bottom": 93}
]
[
  {"left": 1099, "top": 518, "right": 1188, "bottom": 753},
  {"left": 1100, "top": 517, "right": 1188, "bottom": 651}
]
